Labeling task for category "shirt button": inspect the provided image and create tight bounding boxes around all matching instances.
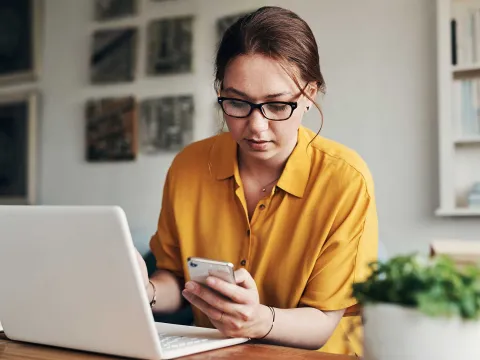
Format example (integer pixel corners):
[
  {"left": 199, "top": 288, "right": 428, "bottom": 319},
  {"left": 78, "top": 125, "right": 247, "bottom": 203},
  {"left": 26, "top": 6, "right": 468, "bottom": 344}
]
[
  {"left": 259, "top": 204, "right": 266, "bottom": 210},
  {"left": 240, "top": 259, "right": 247, "bottom": 266},
  {"left": 246, "top": 229, "right": 251, "bottom": 236}
]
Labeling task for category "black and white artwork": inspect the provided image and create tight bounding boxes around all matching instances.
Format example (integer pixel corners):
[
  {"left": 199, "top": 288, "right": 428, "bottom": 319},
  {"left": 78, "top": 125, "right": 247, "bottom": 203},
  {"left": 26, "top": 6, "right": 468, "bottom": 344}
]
[
  {"left": 94, "top": 0, "right": 137, "bottom": 21},
  {"left": 0, "top": 92, "right": 37, "bottom": 204},
  {"left": 90, "top": 28, "right": 137, "bottom": 84},
  {"left": 216, "top": 12, "right": 250, "bottom": 42},
  {"left": 85, "top": 96, "right": 138, "bottom": 161},
  {"left": 214, "top": 100, "right": 228, "bottom": 133},
  {"left": 140, "top": 96, "right": 194, "bottom": 153},
  {"left": 0, "top": 0, "right": 42, "bottom": 85},
  {"left": 147, "top": 17, "right": 193, "bottom": 75}
]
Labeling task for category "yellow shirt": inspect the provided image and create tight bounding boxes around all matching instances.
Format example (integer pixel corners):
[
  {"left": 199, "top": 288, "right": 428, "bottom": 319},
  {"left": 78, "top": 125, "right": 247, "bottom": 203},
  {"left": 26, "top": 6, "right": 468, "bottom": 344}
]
[{"left": 150, "top": 126, "right": 378, "bottom": 356}]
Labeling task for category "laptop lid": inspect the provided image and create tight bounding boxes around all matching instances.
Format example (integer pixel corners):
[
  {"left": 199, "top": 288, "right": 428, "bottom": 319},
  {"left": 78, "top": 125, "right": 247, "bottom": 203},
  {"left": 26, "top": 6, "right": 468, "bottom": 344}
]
[{"left": 0, "top": 206, "right": 163, "bottom": 359}]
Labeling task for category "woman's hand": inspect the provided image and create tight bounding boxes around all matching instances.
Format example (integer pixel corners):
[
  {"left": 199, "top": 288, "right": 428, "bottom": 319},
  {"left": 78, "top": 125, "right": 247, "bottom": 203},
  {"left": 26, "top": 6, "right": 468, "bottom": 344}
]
[
  {"left": 134, "top": 247, "right": 150, "bottom": 291},
  {"left": 182, "top": 268, "right": 272, "bottom": 339}
]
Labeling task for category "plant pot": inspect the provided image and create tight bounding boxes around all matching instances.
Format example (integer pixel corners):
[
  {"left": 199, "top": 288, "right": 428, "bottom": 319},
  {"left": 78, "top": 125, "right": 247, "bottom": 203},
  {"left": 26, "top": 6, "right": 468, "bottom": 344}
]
[{"left": 363, "top": 303, "right": 480, "bottom": 360}]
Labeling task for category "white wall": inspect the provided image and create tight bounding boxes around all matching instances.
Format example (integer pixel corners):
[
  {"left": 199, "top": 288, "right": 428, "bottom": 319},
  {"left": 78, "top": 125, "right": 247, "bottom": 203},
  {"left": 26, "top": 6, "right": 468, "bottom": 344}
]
[{"left": 1, "top": 0, "right": 479, "bottom": 256}]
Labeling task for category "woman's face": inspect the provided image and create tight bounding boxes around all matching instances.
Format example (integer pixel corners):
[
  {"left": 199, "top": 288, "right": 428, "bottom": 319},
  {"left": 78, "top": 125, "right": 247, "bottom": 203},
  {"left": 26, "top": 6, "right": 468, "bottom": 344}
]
[{"left": 220, "top": 54, "right": 315, "bottom": 163}]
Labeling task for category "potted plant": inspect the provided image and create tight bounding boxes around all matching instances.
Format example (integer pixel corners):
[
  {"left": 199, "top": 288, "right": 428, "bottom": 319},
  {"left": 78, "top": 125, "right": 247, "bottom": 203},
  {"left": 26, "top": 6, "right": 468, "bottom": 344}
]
[{"left": 352, "top": 254, "right": 480, "bottom": 360}]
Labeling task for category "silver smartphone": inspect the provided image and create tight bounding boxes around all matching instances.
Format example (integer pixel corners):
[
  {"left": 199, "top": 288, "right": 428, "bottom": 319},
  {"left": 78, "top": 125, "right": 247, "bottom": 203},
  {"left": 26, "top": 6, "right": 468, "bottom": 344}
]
[{"left": 187, "top": 257, "right": 236, "bottom": 285}]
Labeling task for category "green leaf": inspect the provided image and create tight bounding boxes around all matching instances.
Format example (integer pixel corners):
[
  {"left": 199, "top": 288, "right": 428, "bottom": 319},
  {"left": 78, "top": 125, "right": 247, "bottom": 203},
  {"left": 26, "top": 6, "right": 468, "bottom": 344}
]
[{"left": 352, "top": 254, "right": 480, "bottom": 320}]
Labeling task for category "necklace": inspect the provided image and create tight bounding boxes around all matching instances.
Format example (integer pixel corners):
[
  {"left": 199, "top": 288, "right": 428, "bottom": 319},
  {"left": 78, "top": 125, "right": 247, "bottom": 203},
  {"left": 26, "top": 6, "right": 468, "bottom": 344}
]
[{"left": 260, "top": 176, "right": 280, "bottom": 193}]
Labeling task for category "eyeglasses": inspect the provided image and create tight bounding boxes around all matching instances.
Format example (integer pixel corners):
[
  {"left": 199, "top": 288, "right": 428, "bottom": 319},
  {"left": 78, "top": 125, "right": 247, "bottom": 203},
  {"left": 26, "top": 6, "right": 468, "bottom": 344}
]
[{"left": 217, "top": 97, "right": 298, "bottom": 121}]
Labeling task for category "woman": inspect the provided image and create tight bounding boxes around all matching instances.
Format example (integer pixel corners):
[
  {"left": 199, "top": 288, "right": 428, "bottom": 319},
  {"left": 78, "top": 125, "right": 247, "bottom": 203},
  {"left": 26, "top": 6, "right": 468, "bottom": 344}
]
[{"left": 136, "top": 6, "right": 378, "bottom": 356}]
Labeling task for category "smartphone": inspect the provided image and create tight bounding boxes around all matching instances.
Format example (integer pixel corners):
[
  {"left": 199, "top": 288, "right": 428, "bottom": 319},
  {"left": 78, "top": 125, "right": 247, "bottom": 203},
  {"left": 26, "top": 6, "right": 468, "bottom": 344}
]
[{"left": 187, "top": 257, "right": 236, "bottom": 285}]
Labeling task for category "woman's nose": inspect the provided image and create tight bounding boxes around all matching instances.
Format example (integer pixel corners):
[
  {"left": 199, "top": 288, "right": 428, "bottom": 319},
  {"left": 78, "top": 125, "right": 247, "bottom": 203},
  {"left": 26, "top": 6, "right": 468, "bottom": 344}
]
[{"left": 248, "top": 108, "right": 269, "bottom": 132}]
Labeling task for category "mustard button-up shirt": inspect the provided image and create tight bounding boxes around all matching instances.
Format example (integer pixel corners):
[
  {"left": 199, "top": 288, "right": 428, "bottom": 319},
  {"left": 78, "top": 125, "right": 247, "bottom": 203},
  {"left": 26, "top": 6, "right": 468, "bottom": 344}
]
[{"left": 150, "top": 126, "right": 378, "bottom": 355}]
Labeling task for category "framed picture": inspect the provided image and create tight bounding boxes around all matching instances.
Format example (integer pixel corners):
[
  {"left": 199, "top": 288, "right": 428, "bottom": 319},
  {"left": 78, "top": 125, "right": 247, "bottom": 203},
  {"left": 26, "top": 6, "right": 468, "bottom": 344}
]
[
  {"left": 140, "top": 95, "right": 194, "bottom": 153},
  {"left": 85, "top": 96, "right": 138, "bottom": 162},
  {"left": 214, "top": 100, "right": 228, "bottom": 133},
  {"left": 216, "top": 12, "right": 250, "bottom": 42},
  {"left": 0, "top": 92, "right": 38, "bottom": 205},
  {"left": 0, "top": 0, "right": 43, "bottom": 86},
  {"left": 90, "top": 27, "right": 137, "bottom": 84},
  {"left": 147, "top": 17, "right": 193, "bottom": 75},
  {"left": 94, "top": 0, "right": 137, "bottom": 21}
]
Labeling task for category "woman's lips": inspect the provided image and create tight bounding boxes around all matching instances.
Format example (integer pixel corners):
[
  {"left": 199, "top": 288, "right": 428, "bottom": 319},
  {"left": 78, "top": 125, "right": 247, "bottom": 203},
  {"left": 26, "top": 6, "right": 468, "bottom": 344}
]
[{"left": 245, "top": 139, "right": 271, "bottom": 151}]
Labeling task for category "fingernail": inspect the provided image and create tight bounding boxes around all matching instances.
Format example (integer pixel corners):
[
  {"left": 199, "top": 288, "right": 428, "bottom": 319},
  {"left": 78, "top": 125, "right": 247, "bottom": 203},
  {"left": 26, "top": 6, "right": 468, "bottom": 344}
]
[
  {"left": 206, "top": 277, "right": 216, "bottom": 286},
  {"left": 185, "top": 282, "right": 195, "bottom": 291},
  {"left": 182, "top": 290, "right": 190, "bottom": 297}
]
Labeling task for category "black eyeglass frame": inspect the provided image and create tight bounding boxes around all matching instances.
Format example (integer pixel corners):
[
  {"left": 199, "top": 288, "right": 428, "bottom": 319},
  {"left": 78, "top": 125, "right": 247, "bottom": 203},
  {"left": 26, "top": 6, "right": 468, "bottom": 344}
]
[{"left": 217, "top": 97, "right": 298, "bottom": 121}]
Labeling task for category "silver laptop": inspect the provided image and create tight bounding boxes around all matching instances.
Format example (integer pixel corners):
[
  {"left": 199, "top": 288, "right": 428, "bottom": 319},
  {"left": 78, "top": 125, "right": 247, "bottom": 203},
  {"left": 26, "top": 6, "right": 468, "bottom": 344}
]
[{"left": 0, "top": 206, "right": 248, "bottom": 359}]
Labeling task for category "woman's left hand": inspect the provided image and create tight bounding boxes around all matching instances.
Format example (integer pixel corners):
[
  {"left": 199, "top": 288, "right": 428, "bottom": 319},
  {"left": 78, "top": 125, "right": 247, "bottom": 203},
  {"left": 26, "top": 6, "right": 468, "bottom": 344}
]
[{"left": 182, "top": 268, "right": 272, "bottom": 339}]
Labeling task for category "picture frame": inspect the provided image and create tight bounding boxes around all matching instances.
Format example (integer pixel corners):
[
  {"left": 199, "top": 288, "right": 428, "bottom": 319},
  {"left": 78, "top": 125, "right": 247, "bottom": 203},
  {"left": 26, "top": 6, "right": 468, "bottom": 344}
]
[
  {"left": 0, "top": 0, "right": 43, "bottom": 86},
  {"left": 90, "top": 27, "right": 138, "bottom": 84},
  {"left": 140, "top": 95, "right": 194, "bottom": 153},
  {"left": 216, "top": 12, "right": 250, "bottom": 42},
  {"left": 146, "top": 16, "right": 193, "bottom": 75},
  {"left": 94, "top": 0, "right": 137, "bottom": 22},
  {"left": 0, "top": 92, "right": 39, "bottom": 205},
  {"left": 85, "top": 96, "right": 138, "bottom": 162}
]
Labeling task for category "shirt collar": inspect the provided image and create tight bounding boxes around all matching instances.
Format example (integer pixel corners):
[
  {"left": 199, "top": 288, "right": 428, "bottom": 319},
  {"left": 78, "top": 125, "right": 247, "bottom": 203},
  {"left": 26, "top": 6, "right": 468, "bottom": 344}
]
[
  {"left": 210, "top": 127, "right": 312, "bottom": 198},
  {"left": 276, "top": 127, "right": 312, "bottom": 198},
  {"left": 210, "top": 133, "right": 236, "bottom": 180}
]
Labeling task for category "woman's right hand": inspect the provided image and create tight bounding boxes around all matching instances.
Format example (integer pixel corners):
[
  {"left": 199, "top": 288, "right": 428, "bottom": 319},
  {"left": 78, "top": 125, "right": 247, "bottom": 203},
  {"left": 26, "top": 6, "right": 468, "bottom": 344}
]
[{"left": 134, "top": 247, "right": 150, "bottom": 291}]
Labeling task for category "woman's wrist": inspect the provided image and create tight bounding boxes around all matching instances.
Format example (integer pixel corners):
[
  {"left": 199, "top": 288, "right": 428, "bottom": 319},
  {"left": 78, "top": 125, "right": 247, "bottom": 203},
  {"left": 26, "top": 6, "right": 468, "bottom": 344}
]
[
  {"left": 147, "top": 280, "right": 156, "bottom": 308},
  {"left": 255, "top": 305, "right": 275, "bottom": 339}
]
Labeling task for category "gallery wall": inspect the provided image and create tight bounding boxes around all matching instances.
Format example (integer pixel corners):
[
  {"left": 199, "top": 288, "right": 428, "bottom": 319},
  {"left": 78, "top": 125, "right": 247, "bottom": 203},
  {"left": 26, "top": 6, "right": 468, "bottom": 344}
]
[
  {"left": 39, "top": 0, "right": 267, "bottom": 255},
  {"left": 0, "top": 0, "right": 479, "bottom": 256}
]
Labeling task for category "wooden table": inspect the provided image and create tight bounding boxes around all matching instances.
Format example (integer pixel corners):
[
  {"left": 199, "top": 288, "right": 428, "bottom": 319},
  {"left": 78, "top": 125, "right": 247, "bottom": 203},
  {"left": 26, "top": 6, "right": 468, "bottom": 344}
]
[{"left": 0, "top": 332, "right": 354, "bottom": 360}]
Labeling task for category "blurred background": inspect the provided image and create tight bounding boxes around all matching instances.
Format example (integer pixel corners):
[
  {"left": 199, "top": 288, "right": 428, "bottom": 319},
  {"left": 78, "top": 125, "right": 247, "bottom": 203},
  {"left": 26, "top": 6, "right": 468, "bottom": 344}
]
[{"left": 0, "top": 0, "right": 479, "bottom": 259}]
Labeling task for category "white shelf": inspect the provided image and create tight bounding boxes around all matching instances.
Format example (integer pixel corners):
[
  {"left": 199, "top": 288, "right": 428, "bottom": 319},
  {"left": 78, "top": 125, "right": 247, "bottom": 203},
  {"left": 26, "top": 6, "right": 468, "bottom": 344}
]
[
  {"left": 452, "top": 63, "right": 480, "bottom": 73},
  {"left": 436, "top": 207, "right": 480, "bottom": 216},
  {"left": 454, "top": 136, "right": 480, "bottom": 145},
  {"left": 437, "top": 0, "right": 480, "bottom": 215}
]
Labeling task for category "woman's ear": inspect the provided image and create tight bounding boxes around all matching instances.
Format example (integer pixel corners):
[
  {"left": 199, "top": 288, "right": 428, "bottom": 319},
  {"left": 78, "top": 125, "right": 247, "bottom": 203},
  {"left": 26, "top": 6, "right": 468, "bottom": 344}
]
[
  {"left": 303, "top": 82, "right": 318, "bottom": 112},
  {"left": 307, "top": 83, "right": 318, "bottom": 112},
  {"left": 307, "top": 82, "right": 319, "bottom": 98}
]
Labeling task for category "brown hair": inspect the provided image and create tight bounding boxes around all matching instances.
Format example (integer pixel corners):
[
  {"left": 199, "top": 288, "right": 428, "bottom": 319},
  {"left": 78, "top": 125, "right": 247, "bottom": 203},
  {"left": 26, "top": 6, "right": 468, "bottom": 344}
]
[{"left": 215, "top": 6, "right": 326, "bottom": 131}]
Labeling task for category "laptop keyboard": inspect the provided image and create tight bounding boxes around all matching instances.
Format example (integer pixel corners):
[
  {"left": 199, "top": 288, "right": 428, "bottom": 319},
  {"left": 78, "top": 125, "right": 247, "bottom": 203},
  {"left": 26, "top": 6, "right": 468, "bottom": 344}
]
[{"left": 158, "top": 334, "right": 214, "bottom": 350}]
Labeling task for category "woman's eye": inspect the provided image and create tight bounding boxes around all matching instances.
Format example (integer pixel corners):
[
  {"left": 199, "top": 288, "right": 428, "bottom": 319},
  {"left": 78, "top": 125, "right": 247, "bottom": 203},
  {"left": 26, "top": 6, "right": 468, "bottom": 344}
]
[
  {"left": 266, "top": 103, "right": 288, "bottom": 112},
  {"left": 230, "top": 101, "right": 248, "bottom": 108}
]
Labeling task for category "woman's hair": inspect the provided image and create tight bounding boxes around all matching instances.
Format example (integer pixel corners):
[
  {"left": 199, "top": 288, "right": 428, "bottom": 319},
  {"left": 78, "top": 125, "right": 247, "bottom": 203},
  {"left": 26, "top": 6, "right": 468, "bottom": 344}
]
[{"left": 215, "top": 6, "right": 326, "bottom": 127}]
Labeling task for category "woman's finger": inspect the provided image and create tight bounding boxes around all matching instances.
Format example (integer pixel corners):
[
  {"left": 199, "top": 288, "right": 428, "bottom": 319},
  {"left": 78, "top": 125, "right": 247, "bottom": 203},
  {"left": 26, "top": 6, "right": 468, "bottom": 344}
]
[
  {"left": 205, "top": 276, "right": 252, "bottom": 304},
  {"left": 233, "top": 268, "right": 257, "bottom": 290},
  {"left": 211, "top": 313, "right": 245, "bottom": 337},
  {"left": 185, "top": 281, "right": 242, "bottom": 315},
  {"left": 182, "top": 289, "right": 223, "bottom": 321}
]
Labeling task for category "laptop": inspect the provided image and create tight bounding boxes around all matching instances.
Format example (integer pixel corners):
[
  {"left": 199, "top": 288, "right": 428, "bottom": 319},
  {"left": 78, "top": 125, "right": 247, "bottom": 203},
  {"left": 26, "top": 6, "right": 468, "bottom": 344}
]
[{"left": 0, "top": 206, "right": 248, "bottom": 359}]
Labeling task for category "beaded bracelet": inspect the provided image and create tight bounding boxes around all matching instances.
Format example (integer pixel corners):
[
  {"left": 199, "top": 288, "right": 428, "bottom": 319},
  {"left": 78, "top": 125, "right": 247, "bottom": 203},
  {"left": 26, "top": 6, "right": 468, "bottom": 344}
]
[{"left": 258, "top": 306, "right": 275, "bottom": 339}]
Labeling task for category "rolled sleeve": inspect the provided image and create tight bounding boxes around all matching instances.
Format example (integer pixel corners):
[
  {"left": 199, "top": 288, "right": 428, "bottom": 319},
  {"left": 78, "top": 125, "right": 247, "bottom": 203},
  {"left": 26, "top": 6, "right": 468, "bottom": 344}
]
[
  {"left": 299, "top": 182, "right": 378, "bottom": 313},
  {"left": 149, "top": 168, "right": 184, "bottom": 279}
]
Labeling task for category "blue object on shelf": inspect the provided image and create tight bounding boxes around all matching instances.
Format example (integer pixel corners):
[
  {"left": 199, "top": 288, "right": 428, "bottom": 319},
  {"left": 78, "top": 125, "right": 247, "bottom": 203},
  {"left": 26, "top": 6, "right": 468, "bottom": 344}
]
[{"left": 468, "top": 182, "right": 480, "bottom": 207}]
